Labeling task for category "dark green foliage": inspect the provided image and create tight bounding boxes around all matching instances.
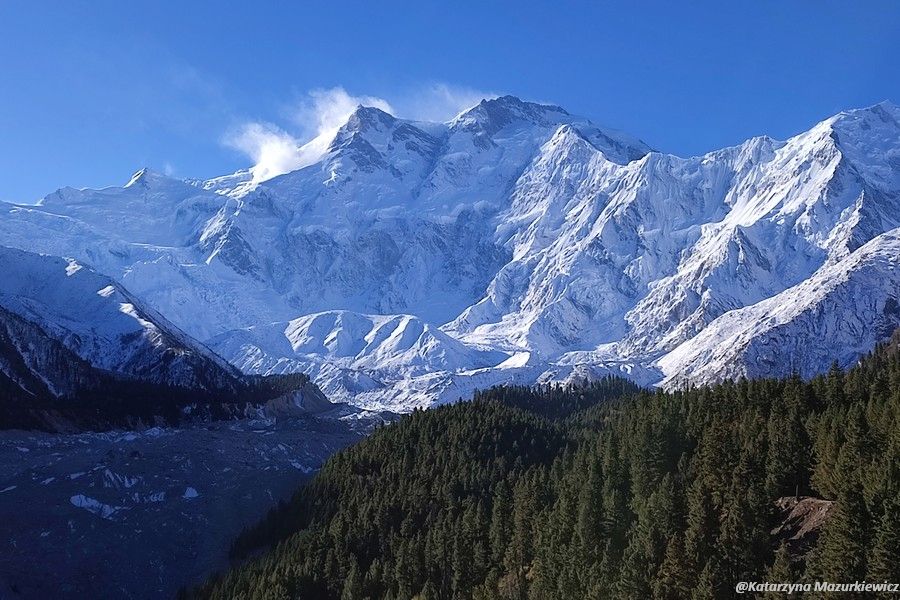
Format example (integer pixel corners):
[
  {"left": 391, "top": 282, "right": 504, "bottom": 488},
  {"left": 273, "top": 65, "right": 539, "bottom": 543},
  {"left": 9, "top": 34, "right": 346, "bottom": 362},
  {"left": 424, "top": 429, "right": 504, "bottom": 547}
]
[
  {"left": 868, "top": 496, "right": 900, "bottom": 582},
  {"left": 191, "top": 333, "right": 900, "bottom": 600},
  {"left": 766, "top": 542, "right": 793, "bottom": 592}
]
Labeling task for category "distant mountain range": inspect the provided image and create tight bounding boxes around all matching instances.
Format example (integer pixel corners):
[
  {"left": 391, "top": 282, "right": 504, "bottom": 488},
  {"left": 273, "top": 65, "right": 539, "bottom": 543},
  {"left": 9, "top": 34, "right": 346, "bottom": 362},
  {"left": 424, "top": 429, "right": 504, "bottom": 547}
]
[{"left": 1, "top": 96, "right": 898, "bottom": 412}]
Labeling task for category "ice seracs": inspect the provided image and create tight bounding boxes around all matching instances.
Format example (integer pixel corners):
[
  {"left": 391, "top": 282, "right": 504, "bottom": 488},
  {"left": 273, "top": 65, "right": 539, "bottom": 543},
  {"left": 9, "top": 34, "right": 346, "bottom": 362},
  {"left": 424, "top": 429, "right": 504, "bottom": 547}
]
[{"left": 0, "top": 98, "right": 898, "bottom": 410}]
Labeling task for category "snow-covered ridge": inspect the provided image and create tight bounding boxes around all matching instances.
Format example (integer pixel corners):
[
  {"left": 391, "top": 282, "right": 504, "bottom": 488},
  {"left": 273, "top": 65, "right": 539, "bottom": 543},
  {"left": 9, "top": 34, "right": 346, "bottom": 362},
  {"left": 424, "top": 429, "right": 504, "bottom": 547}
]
[
  {"left": 0, "top": 246, "right": 241, "bottom": 397},
  {"left": 658, "top": 228, "right": 900, "bottom": 386},
  {"left": 1, "top": 97, "right": 898, "bottom": 410},
  {"left": 208, "top": 310, "right": 508, "bottom": 409}
]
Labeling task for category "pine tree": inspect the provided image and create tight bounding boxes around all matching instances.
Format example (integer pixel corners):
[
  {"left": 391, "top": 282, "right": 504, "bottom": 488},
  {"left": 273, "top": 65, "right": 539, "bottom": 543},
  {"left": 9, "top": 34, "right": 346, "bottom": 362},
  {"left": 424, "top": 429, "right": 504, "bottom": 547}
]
[
  {"left": 616, "top": 536, "right": 653, "bottom": 600},
  {"left": 490, "top": 480, "right": 512, "bottom": 563},
  {"left": 691, "top": 558, "right": 724, "bottom": 600},
  {"left": 765, "top": 387, "right": 810, "bottom": 498},
  {"left": 415, "top": 580, "right": 438, "bottom": 600},
  {"left": 868, "top": 497, "right": 900, "bottom": 582},
  {"left": 825, "top": 362, "right": 846, "bottom": 407},
  {"left": 652, "top": 535, "right": 689, "bottom": 600},
  {"left": 341, "top": 561, "right": 362, "bottom": 600},
  {"left": 765, "top": 542, "right": 793, "bottom": 597},
  {"left": 810, "top": 485, "right": 869, "bottom": 581},
  {"left": 683, "top": 479, "right": 718, "bottom": 582},
  {"left": 576, "top": 454, "right": 605, "bottom": 566}
]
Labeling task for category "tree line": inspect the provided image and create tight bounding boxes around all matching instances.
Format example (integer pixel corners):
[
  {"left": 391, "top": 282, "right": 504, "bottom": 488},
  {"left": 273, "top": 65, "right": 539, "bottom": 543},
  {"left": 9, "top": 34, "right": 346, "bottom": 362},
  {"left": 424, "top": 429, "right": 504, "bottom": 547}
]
[{"left": 188, "top": 331, "right": 900, "bottom": 599}]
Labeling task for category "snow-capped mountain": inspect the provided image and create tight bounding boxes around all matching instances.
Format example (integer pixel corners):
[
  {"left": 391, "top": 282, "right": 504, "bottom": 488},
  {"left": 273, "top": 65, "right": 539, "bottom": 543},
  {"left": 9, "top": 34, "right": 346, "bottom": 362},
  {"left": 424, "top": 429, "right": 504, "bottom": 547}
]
[
  {"left": 1, "top": 96, "right": 898, "bottom": 410},
  {"left": 0, "top": 246, "right": 243, "bottom": 404},
  {"left": 208, "top": 310, "right": 508, "bottom": 407},
  {"left": 658, "top": 228, "right": 900, "bottom": 386}
]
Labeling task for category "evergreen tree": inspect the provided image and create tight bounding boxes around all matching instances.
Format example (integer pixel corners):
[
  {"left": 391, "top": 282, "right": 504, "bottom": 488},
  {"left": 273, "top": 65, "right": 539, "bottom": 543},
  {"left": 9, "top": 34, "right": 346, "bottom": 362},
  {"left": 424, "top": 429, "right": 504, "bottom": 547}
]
[
  {"left": 652, "top": 535, "right": 690, "bottom": 600},
  {"left": 683, "top": 479, "right": 718, "bottom": 583},
  {"left": 341, "top": 559, "right": 363, "bottom": 600},
  {"left": 765, "top": 542, "right": 793, "bottom": 597},
  {"left": 415, "top": 580, "right": 438, "bottom": 600},
  {"left": 810, "top": 485, "right": 869, "bottom": 581},
  {"left": 868, "top": 497, "right": 900, "bottom": 582},
  {"left": 186, "top": 332, "right": 900, "bottom": 600},
  {"left": 691, "top": 558, "right": 724, "bottom": 600},
  {"left": 765, "top": 384, "right": 810, "bottom": 498}
]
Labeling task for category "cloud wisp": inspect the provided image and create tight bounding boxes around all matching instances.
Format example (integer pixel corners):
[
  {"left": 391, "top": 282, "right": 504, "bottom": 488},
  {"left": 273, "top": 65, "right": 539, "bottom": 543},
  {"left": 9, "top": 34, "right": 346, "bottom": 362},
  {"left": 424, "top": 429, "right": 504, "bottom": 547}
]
[{"left": 224, "top": 84, "right": 496, "bottom": 184}]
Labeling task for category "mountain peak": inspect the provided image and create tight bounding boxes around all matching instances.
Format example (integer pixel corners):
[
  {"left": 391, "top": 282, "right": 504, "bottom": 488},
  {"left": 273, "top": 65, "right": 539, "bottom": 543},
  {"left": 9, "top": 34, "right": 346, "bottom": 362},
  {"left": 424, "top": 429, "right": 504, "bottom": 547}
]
[
  {"left": 846, "top": 99, "right": 899, "bottom": 116},
  {"left": 547, "top": 123, "right": 592, "bottom": 148},
  {"left": 124, "top": 167, "right": 170, "bottom": 189},
  {"left": 805, "top": 101, "right": 900, "bottom": 173},
  {"left": 451, "top": 95, "right": 569, "bottom": 134},
  {"left": 482, "top": 95, "right": 568, "bottom": 113},
  {"left": 5, "top": 98, "right": 897, "bottom": 413},
  {"left": 344, "top": 105, "right": 397, "bottom": 131},
  {"left": 819, "top": 100, "right": 900, "bottom": 132}
]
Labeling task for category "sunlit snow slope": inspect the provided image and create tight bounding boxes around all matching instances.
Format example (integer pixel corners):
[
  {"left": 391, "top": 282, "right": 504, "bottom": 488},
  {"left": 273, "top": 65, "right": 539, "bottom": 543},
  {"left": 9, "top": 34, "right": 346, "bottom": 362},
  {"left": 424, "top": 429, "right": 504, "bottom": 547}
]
[
  {"left": 0, "top": 246, "right": 242, "bottom": 400},
  {"left": 2, "top": 97, "right": 898, "bottom": 410}
]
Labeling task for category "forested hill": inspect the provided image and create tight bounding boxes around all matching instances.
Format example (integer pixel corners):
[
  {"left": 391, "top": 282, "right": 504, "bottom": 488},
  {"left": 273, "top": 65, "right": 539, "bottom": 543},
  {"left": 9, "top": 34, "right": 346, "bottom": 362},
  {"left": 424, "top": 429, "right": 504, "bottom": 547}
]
[{"left": 190, "top": 331, "right": 900, "bottom": 600}]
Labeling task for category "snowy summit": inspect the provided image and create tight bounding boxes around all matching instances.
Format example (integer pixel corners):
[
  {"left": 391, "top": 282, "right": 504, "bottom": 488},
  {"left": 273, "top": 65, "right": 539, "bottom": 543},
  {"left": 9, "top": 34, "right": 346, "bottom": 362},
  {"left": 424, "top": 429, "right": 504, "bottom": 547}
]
[{"left": 1, "top": 97, "right": 899, "bottom": 411}]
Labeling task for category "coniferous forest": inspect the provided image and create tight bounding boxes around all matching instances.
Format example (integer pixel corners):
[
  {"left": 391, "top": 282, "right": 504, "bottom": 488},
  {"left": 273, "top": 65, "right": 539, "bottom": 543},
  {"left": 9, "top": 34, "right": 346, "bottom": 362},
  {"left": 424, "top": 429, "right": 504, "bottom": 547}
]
[{"left": 189, "top": 331, "right": 900, "bottom": 600}]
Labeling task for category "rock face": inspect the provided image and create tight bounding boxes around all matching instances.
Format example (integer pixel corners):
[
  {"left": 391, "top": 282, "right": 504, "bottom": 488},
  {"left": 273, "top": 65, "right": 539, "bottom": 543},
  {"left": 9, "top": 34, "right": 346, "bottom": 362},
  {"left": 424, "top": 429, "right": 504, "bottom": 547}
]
[
  {"left": 772, "top": 496, "right": 836, "bottom": 558},
  {"left": 2, "top": 98, "right": 899, "bottom": 410}
]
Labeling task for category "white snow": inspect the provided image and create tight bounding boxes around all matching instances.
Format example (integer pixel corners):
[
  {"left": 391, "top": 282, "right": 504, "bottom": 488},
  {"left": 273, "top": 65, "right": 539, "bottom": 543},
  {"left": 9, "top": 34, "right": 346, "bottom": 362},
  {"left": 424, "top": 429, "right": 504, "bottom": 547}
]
[
  {"left": 0, "top": 246, "right": 241, "bottom": 396},
  {"left": 70, "top": 494, "right": 121, "bottom": 519},
  {"left": 1, "top": 98, "right": 898, "bottom": 408},
  {"left": 658, "top": 229, "right": 900, "bottom": 386}
]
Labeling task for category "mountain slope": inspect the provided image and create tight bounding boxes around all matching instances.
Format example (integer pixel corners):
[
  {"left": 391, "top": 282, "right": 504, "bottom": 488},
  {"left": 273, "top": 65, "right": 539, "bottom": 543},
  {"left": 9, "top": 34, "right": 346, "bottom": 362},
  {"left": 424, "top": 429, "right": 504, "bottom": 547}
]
[
  {"left": 0, "top": 247, "right": 288, "bottom": 429},
  {"left": 0, "top": 303, "right": 100, "bottom": 400},
  {"left": 208, "top": 310, "right": 510, "bottom": 409},
  {"left": 450, "top": 102, "right": 900, "bottom": 357},
  {"left": 0, "top": 246, "right": 242, "bottom": 392},
  {"left": 189, "top": 333, "right": 900, "bottom": 600},
  {"left": 658, "top": 227, "right": 900, "bottom": 385},
  {"left": 1, "top": 99, "right": 898, "bottom": 408}
]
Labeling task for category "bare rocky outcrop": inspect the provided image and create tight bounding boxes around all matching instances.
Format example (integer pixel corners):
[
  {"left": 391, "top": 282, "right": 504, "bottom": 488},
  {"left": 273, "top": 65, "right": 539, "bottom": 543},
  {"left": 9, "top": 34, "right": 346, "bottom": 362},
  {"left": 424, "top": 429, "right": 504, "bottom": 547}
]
[{"left": 772, "top": 496, "right": 836, "bottom": 558}]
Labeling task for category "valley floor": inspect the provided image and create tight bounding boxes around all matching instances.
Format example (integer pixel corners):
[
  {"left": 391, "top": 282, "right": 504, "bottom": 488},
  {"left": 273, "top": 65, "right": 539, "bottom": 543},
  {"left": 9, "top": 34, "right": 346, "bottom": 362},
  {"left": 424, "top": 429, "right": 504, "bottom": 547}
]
[{"left": 0, "top": 416, "right": 364, "bottom": 599}]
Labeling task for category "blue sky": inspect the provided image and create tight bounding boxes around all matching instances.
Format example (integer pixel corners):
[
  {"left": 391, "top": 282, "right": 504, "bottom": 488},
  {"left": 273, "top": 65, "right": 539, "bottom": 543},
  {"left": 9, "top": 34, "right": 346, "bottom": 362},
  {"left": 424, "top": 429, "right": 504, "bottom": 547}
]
[{"left": 1, "top": 0, "right": 898, "bottom": 202}]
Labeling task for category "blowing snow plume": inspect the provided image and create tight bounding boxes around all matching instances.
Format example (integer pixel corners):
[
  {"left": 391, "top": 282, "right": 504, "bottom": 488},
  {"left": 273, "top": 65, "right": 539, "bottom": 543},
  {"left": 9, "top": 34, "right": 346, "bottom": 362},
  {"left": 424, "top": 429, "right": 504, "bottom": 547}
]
[
  {"left": 224, "top": 87, "right": 393, "bottom": 184},
  {"left": 223, "top": 84, "right": 495, "bottom": 184}
]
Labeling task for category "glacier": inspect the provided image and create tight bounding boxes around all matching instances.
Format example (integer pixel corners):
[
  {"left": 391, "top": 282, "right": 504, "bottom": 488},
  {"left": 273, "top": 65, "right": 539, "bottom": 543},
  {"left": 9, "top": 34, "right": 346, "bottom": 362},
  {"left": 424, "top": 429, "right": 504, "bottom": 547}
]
[{"left": 1, "top": 96, "right": 898, "bottom": 411}]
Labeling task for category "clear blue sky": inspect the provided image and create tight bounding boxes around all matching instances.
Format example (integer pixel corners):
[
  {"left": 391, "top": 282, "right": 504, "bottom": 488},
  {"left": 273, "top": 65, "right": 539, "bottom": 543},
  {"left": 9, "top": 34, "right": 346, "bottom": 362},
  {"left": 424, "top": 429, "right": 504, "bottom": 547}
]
[{"left": 1, "top": 0, "right": 898, "bottom": 202}]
